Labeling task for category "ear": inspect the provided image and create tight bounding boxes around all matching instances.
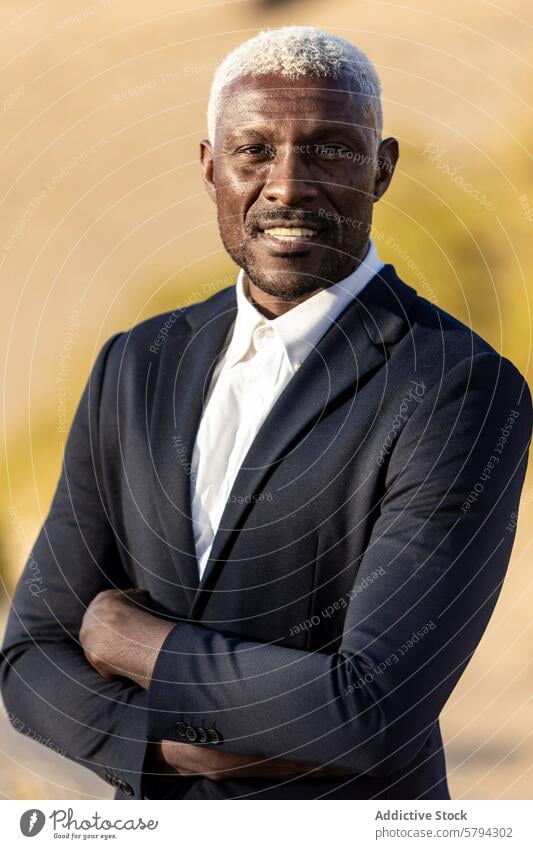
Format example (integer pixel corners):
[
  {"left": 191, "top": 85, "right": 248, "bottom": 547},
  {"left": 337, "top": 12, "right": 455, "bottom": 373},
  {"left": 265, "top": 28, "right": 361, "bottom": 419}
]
[
  {"left": 372, "top": 137, "right": 399, "bottom": 202},
  {"left": 200, "top": 139, "right": 217, "bottom": 205}
]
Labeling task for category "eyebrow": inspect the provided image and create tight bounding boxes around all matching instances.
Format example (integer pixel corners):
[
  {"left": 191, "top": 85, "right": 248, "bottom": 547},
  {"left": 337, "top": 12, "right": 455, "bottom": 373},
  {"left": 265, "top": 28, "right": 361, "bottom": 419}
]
[{"left": 222, "top": 123, "right": 365, "bottom": 146}]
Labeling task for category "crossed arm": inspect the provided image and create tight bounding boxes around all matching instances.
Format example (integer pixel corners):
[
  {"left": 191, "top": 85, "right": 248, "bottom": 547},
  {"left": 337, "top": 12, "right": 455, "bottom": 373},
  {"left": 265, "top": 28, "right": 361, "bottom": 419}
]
[
  {"left": 79, "top": 587, "right": 350, "bottom": 782},
  {"left": 1, "top": 334, "right": 531, "bottom": 797}
]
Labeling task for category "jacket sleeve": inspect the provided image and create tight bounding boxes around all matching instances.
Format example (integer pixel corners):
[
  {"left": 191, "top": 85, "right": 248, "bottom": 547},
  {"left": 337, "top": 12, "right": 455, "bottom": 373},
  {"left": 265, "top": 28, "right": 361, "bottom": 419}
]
[
  {"left": 0, "top": 333, "right": 152, "bottom": 799},
  {"left": 146, "top": 352, "right": 532, "bottom": 777}
]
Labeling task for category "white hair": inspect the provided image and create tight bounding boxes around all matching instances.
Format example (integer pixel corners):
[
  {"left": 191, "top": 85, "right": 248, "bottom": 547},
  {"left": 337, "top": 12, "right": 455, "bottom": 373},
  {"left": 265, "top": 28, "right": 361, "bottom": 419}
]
[{"left": 207, "top": 26, "right": 383, "bottom": 145}]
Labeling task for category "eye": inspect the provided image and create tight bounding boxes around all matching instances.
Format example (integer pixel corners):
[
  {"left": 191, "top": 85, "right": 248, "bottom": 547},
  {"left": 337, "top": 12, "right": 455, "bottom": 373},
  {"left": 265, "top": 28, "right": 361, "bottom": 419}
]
[
  {"left": 314, "top": 143, "right": 351, "bottom": 159},
  {"left": 237, "top": 144, "right": 274, "bottom": 157}
]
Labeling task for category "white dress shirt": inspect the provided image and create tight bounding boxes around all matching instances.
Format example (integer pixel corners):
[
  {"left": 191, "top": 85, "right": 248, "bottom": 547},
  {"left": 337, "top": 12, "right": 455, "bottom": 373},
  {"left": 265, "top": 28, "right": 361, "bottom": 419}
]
[{"left": 190, "top": 238, "right": 384, "bottom": 579}]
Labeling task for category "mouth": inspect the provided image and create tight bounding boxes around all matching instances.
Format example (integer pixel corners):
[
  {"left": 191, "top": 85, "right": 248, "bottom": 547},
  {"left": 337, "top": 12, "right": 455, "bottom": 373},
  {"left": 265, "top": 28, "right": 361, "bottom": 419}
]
[
  {"left": 256, "top": 223, "right": 322, "bottom": 255},
  {"left": 262, "top": 225, "right": 317, "bottom": 241}
]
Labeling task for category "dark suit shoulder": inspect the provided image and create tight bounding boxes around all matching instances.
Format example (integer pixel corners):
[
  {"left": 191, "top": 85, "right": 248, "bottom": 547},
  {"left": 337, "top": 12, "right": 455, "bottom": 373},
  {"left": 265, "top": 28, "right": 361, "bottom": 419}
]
[
  {"left": 385, "top": 275, "right": 530, "bottom": 402},
  {"left": 100, "top": 285, "right": 235, "bottom": 372},
  {"left": 124, "top": 304, "right": 193, "bottom": 348},
  {"left": 407, "top": 290, "right": 497, "bottom": 361},
  {"left": 132, "top": 286, "right": 233, "bottom": 343}
]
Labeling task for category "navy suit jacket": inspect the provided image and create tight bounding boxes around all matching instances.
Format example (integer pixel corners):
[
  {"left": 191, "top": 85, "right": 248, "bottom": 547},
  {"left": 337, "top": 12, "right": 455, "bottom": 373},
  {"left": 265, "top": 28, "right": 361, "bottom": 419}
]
[{"left": 1, "top": 264, "right": 531, "bottom": 800}]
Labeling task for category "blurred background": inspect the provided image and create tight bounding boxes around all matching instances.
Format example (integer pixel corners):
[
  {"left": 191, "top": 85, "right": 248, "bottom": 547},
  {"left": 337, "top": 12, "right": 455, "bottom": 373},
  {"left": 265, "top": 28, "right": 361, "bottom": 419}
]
[{"left": 0, "top": 0, "right": 531, "bottom": 800}]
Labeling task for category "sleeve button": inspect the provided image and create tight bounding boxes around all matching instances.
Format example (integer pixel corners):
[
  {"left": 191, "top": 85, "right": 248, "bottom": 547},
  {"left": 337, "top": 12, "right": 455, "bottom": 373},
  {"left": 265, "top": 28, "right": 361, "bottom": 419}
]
[
  {"left": 185, "top": 726, "right": 198, "bottom": 743},
  {"left": 119, "top": 781, "right": 134, "bottom": 796},
  {"left": 207, "top": 728, "right": 222, "bottom": 744}
]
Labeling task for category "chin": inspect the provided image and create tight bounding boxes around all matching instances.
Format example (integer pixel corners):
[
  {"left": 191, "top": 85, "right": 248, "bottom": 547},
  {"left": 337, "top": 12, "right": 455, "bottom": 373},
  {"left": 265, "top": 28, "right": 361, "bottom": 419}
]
[
  {"left": 247, "top": 256, "right": 354, "bottom": 298},
  {"left": 245, "top": 268, "right": 326, "bottom": 300}
]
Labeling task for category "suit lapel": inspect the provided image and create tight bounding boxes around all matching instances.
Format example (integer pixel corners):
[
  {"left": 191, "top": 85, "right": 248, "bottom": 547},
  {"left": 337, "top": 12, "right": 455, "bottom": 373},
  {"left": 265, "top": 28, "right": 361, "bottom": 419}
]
[
  {"left": 148, "top": 286, "right": 238, "bottom": 610},
  {"left": 187, "top": 264, "right": 418, "bottom": 617}
]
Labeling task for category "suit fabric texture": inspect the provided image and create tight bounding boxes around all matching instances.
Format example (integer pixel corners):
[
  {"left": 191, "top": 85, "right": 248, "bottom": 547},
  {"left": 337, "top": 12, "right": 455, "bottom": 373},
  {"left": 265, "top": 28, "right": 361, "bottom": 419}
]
[{"left": 1, "top": 263, "right": 531, "bottom": 800}]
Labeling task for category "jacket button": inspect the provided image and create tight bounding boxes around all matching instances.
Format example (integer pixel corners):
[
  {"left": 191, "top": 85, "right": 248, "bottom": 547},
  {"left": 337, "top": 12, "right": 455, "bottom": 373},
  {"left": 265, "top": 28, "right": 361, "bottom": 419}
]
[
  {"left": 175, "top": 721, "right": 187, "bottom": 737},
  {"left": 185, "top": 726, "right": 198, "bottom": 742},
  {"left": 119, "top": 781, "right": 134, "bottom": 796},
  {"left": 207, "top": 728, "right": 222, "bottom": 744}
]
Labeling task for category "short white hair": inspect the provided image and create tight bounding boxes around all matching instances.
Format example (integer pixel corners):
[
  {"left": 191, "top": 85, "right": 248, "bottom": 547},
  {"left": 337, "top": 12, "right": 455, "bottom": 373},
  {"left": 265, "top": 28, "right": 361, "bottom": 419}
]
[{"left": 207, "top": 26, "right": 383, "bottom": 144}]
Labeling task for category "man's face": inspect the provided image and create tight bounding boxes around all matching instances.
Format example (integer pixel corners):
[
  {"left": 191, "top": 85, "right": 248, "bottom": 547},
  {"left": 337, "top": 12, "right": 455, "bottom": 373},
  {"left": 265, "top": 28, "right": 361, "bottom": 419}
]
[{"left": 201, "top": 73, "right": 398, "bottom": 301}]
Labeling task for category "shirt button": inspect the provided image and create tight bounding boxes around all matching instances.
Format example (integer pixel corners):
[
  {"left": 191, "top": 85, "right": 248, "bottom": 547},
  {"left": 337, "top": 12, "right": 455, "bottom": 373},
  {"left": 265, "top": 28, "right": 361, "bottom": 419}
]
[{"left": 253, "top": 323, "right": 274, "bottom": 349}]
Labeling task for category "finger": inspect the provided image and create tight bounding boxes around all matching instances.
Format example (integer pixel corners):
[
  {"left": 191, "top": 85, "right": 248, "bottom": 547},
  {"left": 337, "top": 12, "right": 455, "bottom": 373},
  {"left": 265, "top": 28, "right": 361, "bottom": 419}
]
[{"left": 123, "top": 587, "right": 151, "bottom": 600}]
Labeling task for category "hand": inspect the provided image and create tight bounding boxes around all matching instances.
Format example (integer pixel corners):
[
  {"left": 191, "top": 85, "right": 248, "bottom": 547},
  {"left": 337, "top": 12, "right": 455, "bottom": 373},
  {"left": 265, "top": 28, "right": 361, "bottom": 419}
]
[
  {"left": 79, "top": 588, "right": 174, "bottom": 688},
  {"left": 154, "top": 739, "right": 352, "bottom": 782}
]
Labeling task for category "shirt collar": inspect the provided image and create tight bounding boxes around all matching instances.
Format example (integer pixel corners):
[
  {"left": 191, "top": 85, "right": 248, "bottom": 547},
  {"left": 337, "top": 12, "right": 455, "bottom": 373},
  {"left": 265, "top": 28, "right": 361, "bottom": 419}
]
[{"left": 225, "top": 238, "right": 384, "bottom": 371}]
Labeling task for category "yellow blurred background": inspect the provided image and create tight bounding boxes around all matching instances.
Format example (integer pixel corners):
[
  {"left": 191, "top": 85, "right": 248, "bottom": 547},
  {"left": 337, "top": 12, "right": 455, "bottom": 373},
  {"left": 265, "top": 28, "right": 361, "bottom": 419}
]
[{"left": 0, "top": 0, "right": 531, "bottom": 799}]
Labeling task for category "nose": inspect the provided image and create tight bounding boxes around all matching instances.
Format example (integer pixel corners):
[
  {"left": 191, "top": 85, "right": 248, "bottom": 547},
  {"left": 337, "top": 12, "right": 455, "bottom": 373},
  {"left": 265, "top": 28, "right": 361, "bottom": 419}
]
[{"left": 262, "top": 144, "right": 318, "bottom": 206}]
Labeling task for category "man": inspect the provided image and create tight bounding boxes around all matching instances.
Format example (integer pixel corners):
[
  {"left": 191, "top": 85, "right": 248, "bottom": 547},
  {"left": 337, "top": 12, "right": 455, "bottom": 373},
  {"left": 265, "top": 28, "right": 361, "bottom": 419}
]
[{"left": 1, "top": 26, "right": 531, "bottom": 801}]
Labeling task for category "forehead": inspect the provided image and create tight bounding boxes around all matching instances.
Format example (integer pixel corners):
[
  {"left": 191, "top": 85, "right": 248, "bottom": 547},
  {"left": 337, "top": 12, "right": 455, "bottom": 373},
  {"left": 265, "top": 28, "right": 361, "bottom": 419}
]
[{"left": 217, "top": 73, "right": 369, "bottom": 140}]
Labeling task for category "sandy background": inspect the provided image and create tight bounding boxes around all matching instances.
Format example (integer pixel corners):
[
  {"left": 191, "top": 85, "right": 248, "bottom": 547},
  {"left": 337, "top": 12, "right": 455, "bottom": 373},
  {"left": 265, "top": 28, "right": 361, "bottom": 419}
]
[{"left": 0, "top": 0, "right": 531, "bottom": 799}]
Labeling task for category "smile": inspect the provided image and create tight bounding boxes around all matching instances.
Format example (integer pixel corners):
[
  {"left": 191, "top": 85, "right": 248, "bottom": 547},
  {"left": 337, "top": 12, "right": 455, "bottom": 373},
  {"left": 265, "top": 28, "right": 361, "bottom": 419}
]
[{"left": 262, "top": 226, "right": 317, "bottom": 241}]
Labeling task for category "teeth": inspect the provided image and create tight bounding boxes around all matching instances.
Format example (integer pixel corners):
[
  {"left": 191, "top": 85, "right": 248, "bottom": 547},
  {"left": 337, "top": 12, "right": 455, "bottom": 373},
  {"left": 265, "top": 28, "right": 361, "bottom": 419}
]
[{"left": 263, "top": 227, "right": 316, "bottom": 239}]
